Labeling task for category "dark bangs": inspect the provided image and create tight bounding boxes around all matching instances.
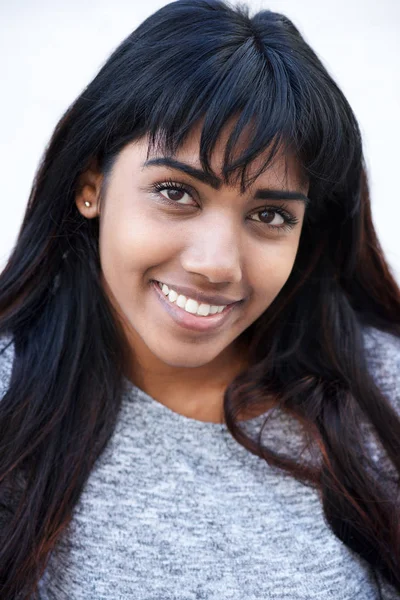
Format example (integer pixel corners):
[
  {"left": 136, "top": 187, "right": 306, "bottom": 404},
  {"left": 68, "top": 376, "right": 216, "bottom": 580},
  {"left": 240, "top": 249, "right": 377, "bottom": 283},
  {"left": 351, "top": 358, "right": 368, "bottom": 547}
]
[{"left": 97, "top": 0, "right": 362, "bottom": 205}]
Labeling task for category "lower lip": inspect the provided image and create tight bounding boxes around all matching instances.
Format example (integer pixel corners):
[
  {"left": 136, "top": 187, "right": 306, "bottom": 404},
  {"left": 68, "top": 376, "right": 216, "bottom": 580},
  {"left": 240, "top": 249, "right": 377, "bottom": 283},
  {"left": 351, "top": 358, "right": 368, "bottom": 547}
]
[{"left": 151, "top": 280, "right": 243, "bottom": 333}]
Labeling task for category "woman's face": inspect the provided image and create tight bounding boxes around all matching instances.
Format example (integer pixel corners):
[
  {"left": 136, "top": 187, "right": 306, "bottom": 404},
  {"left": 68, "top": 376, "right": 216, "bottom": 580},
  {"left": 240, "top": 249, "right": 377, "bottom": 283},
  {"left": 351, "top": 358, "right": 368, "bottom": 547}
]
[{"left": 77, "top": 121, "right": 309, "bottom": 381}]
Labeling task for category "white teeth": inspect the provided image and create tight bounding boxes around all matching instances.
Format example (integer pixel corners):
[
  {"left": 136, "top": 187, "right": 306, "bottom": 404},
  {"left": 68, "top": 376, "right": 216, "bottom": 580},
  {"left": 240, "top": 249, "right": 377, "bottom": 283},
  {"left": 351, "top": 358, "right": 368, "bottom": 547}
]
[
  {"left": 157, "top": 281, "right": 226, "bottom": 316},
  {"left": 176, "top": 294, "right": 186, "bottom": 309},
  {"left": 168, "top": 289, "right": 178, "bottom": 303}
]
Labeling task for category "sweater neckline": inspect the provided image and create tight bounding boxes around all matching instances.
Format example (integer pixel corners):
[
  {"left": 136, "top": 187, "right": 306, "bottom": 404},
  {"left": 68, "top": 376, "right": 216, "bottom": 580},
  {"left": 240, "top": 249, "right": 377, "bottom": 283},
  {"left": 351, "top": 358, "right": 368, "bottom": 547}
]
[{"left": 122, "top": 375, "right": 270, "bottom": 432}]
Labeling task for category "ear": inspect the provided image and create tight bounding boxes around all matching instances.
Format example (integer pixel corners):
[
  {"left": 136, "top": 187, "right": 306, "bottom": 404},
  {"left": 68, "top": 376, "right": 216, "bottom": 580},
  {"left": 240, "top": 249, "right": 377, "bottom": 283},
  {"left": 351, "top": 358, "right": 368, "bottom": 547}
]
[{"left": 75, "top": 158, "right": 104, "bottom": 219}]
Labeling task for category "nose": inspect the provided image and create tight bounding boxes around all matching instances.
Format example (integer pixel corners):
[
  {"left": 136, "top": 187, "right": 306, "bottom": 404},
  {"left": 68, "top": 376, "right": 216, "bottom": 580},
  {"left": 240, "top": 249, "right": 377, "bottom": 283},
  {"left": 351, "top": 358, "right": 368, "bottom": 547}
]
[{"left": 180, "top": 213, "right": 243, "bottom": 284}]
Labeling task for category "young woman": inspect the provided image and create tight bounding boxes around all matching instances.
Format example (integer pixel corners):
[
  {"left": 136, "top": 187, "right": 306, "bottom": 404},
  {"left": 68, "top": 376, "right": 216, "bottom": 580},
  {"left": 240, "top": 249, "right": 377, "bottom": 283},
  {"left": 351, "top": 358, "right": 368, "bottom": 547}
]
[{"left": 0, "top": 0, "right": 399, "bottom": 598}]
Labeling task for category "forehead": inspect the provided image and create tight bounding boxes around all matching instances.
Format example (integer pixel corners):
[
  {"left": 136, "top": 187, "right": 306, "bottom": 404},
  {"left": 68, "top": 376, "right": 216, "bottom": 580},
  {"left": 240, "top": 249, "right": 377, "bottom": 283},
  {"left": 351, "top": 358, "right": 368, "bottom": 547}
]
[{"left": 145, "top": 115, "right": 308, "bottom": 192}]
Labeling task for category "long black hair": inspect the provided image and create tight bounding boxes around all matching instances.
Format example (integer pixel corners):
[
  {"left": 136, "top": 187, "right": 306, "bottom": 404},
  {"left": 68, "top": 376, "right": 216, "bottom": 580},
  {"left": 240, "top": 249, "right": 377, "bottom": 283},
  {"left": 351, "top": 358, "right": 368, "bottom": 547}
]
[{"left": 0, "top": 0, "right": 399, "bottom": 597}]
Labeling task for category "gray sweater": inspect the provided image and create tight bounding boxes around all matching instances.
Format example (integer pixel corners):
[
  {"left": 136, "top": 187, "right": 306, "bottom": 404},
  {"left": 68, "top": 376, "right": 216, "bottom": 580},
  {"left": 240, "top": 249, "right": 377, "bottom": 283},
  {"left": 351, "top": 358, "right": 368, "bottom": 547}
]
[{"left": 0, "top": 326, "right": 399, "bottom": 599}]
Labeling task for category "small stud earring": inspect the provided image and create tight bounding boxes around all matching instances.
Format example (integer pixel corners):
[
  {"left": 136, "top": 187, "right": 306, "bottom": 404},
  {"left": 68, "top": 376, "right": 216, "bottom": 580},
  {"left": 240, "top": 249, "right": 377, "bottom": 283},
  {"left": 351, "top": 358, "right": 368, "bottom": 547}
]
[{"left": 84, "top": 201, "right": 91, "bottom": 207}]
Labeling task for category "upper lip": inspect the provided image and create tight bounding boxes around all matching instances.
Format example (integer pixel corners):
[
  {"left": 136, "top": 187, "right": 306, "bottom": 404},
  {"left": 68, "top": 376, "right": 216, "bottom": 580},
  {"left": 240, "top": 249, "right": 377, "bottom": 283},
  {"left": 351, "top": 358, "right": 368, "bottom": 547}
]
[{"left": 154, "top": 280, "right": 244, "bottom": 306}]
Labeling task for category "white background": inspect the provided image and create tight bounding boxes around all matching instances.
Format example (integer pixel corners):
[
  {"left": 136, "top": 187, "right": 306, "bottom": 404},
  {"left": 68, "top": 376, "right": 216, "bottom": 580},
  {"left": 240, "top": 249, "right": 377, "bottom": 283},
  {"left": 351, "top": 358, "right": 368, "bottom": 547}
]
[{"left": 1, "top": 0, "right": 399, "bottom": 281}]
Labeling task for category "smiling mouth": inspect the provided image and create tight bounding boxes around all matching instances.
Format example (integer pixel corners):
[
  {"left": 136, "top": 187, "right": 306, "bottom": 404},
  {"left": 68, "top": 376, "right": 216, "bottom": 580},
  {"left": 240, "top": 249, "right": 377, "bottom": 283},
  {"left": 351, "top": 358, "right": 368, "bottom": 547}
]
[
  {"left": 151, "top": 280, "right": 243, "bottom": 333},
  {"left": 154, "top": 280, "right": 235, "bottom": 315}
]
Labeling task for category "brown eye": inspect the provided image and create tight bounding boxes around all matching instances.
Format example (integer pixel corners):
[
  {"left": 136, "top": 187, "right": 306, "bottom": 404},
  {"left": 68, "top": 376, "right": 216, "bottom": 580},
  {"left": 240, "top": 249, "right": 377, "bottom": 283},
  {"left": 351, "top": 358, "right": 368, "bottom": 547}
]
[
  {"left": 248, "top": 204, "right": 299, "bottom": 233},
  {"left": 152, "top": 181, "right": 194, "bottom": 205},
  {"left": 162, "top": 189, "right": 186, "bottom": 202},
  {"left": 250, "top": 209, "right": 285, "bottom": 226}
]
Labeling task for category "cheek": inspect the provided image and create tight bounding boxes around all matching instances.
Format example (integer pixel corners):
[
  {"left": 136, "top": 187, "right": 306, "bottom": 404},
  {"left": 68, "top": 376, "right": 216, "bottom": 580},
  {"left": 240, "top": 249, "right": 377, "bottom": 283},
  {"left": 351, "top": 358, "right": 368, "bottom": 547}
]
[
  {"left": 98, "top": 204, "right": 180, "bottom": 281},
  {"left": 250, "top": 240, "right": 299, "bottom": 307}
]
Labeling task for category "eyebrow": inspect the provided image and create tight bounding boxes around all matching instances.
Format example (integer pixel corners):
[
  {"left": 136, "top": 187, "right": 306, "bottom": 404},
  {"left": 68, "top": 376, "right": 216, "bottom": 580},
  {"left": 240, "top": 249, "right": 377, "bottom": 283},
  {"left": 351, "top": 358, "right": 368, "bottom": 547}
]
[{"left": 142, "top": 157, "right": 310, "bottom": 204}]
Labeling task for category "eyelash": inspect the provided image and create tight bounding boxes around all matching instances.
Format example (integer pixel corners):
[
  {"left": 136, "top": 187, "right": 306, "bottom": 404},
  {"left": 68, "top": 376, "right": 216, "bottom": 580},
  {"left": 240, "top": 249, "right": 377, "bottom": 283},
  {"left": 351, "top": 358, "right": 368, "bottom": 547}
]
[{"left": 148, "top": 179, "right": 300, "bottom": 233}]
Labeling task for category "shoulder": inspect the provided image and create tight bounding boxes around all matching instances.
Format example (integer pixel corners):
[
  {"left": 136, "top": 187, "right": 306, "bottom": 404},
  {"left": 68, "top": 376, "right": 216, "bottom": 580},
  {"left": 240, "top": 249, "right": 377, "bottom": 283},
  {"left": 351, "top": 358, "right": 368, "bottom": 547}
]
[
  {"left": 359, "top": 325, "right": 400, "bottom": 476},
  {"left": 362, "top": 324, "right": 400, "bottom": 367},
  {"left": 0, "top": 333, "right": 15, "bottom": 399},
  {"left": 361, "top": 325, "right": 400, "bottom": 414}
]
